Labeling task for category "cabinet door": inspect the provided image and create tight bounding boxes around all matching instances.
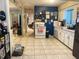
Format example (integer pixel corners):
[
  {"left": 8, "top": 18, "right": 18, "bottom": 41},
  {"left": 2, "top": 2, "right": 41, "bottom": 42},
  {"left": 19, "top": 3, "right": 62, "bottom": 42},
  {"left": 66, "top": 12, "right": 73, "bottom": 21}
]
[
  {"left": 63, "top": 31, "right": 65, "bottom": 43},
  {"left": 58, "top": 30, "right": 60, "bottom": 39},
  {"left": 54, "top": 28, "right": 56, "bottom": 37},
  {"left": 59, "top": 32, "right": 62, "bottom": 42},
  {"left": 58, "top": 32, "right": 61, "bottom": 40},
  {"left": 64, "top": 31, "right": 69, "bottom": 46},
  {"left": 58, "top": 31, "right": 61, "bottom": 41},
  {"left": 54, "top": 28, "right": 58, "bottom": 38},
  {"left": 69, "top": 33, "right": 74, "bottom": 49},
  {"left": 61, "top": 30, "right": 65, "bottom": 42},
  {"left": 56, "top": 30, "right": 58, "bottom": 38}
]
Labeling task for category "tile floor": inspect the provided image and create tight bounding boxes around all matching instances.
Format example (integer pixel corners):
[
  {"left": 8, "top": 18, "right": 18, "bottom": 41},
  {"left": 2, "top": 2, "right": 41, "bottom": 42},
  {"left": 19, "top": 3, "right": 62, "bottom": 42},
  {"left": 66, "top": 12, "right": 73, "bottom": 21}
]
[{"left": 11, "top": 31, "right": 76, "bottom": 59}]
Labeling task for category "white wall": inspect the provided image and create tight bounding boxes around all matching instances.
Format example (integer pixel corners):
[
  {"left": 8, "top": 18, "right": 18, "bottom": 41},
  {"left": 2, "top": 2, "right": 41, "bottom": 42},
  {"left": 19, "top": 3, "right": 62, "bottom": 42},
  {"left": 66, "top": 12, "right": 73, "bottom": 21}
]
[
  {"left": 0, "top": 0, "right": 12, "bottom": 55},
  {"left": 0, "top": 0, "right": 11, "bottom": 31},
  {"left": 0, "top": 0, "right": 6, "bottom": 11}
]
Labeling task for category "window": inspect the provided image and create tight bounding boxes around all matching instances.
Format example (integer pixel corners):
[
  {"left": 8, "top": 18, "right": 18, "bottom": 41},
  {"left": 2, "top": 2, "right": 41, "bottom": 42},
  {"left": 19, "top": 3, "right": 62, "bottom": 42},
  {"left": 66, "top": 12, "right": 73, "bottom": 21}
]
[{"left": 64, "top": 9, "right": 73, "bottom": 26}]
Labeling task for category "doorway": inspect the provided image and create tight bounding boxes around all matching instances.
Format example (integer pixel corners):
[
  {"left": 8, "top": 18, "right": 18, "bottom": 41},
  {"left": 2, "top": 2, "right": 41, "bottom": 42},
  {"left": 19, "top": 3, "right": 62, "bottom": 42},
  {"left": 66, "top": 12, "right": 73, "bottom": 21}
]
[{"left": 26, "top": 13, "right": 34, "bottom": 37}]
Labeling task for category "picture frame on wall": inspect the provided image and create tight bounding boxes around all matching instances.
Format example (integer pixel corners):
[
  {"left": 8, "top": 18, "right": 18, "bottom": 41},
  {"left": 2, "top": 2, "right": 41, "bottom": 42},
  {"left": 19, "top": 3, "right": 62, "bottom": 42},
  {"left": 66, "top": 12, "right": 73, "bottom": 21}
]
[
  {"left": 54, "top": 12, "right": 57, "bottom": 16},
  {"left": 46, "top": 11, "right": 50, "bottom": 15},
  {"left": 51, "top": 12, "right": 54, "bottom": 16},
  {"left": 46, "top": 14, "right": 50, "bottom": 19},
  {"left": 40, "top": 12, "right": 42, "bottom": 15},
  {"left": 55, "top": 16, "right": 57, "bottom": 19}
]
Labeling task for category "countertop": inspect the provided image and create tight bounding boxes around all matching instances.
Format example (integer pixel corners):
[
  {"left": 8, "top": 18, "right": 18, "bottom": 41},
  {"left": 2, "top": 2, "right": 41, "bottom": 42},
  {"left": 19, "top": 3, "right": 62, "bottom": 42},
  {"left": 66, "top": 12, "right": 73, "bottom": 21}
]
[
  {"left": 61, "top": 27, "right": 75, "bottom": 33},
  {"left": 54, "top": 26, "right": 75, "bottom": 33}
]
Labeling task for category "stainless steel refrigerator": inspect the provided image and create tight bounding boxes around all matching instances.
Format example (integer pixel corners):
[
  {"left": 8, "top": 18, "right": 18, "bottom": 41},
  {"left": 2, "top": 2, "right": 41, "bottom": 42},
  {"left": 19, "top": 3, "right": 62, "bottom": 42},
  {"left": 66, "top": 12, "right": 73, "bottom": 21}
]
[{"left": 73, "top": 8, "right": 79, "bottom": 59}]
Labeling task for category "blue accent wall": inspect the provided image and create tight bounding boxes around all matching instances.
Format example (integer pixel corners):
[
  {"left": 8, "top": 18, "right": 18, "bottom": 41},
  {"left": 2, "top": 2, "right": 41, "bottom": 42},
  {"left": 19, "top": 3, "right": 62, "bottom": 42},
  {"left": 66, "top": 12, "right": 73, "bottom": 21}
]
[
  {"left": 34, "top": 6, "right": 58, "bottom": 20},
  {"left": 34, "top": 6, "right": 58, "bottom": 13},
  {"left": 34, "top": 6, "right": 58, "bottom": 36}
]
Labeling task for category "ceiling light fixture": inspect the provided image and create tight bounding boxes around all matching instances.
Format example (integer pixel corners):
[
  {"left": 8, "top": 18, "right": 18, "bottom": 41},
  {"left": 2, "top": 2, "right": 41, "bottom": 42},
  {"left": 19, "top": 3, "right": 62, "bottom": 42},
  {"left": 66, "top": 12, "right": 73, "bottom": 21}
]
[{"left": 49, "top": 0, "right": 55, "bottom": 3}]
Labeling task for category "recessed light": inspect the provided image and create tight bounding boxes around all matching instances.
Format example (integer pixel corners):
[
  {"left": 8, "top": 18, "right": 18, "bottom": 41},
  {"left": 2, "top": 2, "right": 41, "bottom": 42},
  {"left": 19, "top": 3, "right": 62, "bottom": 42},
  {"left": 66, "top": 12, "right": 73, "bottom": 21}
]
[{"left": 49, "top": 0, "right": 55, "bottom": 3}]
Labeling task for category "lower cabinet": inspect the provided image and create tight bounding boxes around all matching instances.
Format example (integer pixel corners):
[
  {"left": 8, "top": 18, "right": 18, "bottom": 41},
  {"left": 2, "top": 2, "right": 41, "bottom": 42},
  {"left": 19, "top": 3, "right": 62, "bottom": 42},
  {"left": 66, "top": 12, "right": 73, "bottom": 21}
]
[
  {"left": 61, "top": 30, "right": 65, "bottom": 43},
  {"left": 58, "top": 29, "right": 74, "bottom": 50},
  {"left": 54, "top": 28, "right": 58, "bottom": 38},
  {"left": 64, "top": 31, "right": 69, "bottom": 47},
  {"left": 64, "top": 31, "right": 74, "bottom": 50},
  {"left": 58, "top": 31, "right": 62, "bottom": 42},
  {"left": 54, "top": 27, "right": 75, "bottom": 50},
  {"left": 54, "top": 28, "right": 57, "bottom": 38},
  {"left": 58, "top": 30, "right": 61, "bottom": 41},
  {"left": 58, "top": 30, "right": 64, "bottom": 42},
  {"left": 68, "top": 33, "right": 74, "bottom": 49}
]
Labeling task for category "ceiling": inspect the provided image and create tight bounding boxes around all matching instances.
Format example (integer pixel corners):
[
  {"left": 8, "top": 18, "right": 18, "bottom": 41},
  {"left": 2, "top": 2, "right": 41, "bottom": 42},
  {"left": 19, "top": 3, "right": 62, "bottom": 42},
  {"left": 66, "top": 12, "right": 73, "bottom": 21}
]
[
  {"left": 11, "top": 0, "right": 68, "bottom": 9},
  {"left": 9, "top": 1, "right": 17, "bottom": 9}
]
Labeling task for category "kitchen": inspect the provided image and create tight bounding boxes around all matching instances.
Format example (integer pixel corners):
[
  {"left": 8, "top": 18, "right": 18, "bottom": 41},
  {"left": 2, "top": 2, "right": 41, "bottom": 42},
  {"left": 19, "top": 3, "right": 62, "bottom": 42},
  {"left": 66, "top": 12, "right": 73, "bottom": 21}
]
[{"left": 0, "top": 0, "right": 79, "bottom": 59}]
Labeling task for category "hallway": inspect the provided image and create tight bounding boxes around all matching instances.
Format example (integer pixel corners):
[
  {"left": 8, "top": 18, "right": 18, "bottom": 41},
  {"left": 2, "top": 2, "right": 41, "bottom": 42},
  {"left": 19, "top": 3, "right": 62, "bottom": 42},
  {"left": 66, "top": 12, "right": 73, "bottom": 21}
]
[{"left": 12, "top": 35, "right": 75, "bottom": 59}]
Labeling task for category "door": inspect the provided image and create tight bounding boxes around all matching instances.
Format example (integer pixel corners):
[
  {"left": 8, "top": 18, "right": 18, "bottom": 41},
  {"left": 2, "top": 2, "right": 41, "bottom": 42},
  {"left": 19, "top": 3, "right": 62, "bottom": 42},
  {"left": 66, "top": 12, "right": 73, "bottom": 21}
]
[{"left": 17, "top": 14, "right": 22, "bottom": 35}]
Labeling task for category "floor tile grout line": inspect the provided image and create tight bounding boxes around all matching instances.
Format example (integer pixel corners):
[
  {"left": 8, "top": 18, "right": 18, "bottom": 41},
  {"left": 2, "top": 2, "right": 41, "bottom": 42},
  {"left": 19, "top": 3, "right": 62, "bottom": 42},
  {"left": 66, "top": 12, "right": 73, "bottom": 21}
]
[
  {"left": 12, "top": 34, "right": 75, "bottom": 59},
  {"left": 40, "top": 39, "right": 48, "bottom": 59}
]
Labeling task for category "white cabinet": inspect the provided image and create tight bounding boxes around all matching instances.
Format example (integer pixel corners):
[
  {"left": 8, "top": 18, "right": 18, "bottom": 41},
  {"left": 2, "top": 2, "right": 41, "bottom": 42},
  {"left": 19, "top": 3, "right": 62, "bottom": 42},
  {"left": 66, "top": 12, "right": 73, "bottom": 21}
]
[
  {"left": 64, "top": 31, "right": 69, "bottom": 46},
  {"left": 60, "top": 30, "right": 65, "bottom": 42},
  {"left": 54, "top": 28, "right": 57, "bottom": 37},
  {"left": 69, "top": 32, "right": 75, "bottom": 49},
  {"left": 54, "top": 27, "right": 75, "bottom": 50},
  {"left": 58, "top": 30, "right": 61, "bottom": 40},
  {"left": 58, "top": 29, "right": 65, "bottom": 42},
  {"left": 54, "top": 28, "right": 58, "bottom": 38},
  {"left": 63, "top": 30, "right": 75, "bottom": 50},
  {"left": 58, "top": 28, "right": 75, "bottom": 50},
  {"left": 35, "top": 22, "right": 46, "bottom": 38}
]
